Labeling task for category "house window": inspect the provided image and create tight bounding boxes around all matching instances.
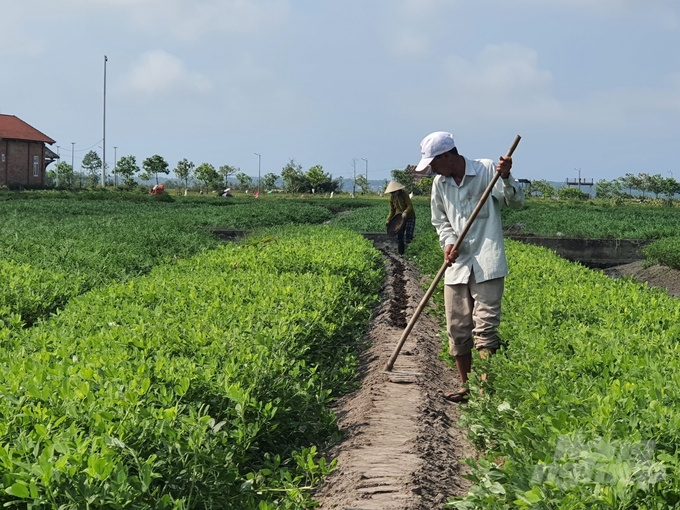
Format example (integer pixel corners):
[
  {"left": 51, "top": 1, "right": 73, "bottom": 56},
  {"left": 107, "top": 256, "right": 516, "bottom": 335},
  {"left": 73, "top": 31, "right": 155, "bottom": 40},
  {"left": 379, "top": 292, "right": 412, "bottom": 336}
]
[{"left": 33, "top": 155, "right": 39, "bottom": 177}]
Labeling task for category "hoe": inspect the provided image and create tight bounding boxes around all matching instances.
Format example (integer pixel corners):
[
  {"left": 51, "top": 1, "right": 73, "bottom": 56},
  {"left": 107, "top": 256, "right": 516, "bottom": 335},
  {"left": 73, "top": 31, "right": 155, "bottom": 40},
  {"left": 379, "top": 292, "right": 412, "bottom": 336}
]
[{"left": 384, "top": 135, "right": 522, "bottom": 377}]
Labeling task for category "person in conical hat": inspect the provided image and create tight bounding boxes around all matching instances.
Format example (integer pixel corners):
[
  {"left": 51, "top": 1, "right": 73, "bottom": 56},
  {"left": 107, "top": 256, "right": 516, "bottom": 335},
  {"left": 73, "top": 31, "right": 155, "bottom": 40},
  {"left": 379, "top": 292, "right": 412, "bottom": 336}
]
[{"left": 385, "top": 180, "right": 416, "bottom": 256}]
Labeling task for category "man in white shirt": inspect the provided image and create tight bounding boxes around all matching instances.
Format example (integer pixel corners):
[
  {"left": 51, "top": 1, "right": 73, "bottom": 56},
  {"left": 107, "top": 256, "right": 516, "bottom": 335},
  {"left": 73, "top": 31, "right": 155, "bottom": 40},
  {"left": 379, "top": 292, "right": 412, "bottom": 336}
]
[{"left": 414, "top": 131, "right": 524, "bottom": 402}]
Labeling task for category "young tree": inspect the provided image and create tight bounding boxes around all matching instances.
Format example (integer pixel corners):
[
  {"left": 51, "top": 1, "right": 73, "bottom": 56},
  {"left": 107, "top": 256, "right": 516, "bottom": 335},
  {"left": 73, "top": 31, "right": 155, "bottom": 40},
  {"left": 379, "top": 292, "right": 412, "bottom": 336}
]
[
  {"left": 663, "top": 177, "right": 680, "bottom": 199},
  {"left": 595, "top": 179, "right": 614, "bottom": 199},
  {"left": 390, "top": 165, "right": 417, "bottom": 194},
  {"left": 116, "top": 155, "right": 141, "bottom": 189},
  {"left": 618, "top": 173, "right": 640, "bottom": 195},
  {"left": 415, "top": 176, "right": 434, "bottom": 196},
  {"left": 646, "top": 174, "right": 666, "bottom": 199},
  {"left": 218, "top": 165, "right": 237, "bottom": 188},
  {"left": 638, "top": 173, "right": 651, "bottom": 197},
  {"left": 354, "top": 174, "right": 371, "bottom": 194},
  {"left": 235, "top": 172, "right": 253, "bottom": 191},
  {"left": 141, "top": 155, "right": 170, "bottom": 185},
  {"left": 81, "top": 150, "right": 103, "bottom": 187},
  {"left": 306, "top": 165, "right": 327, "bottom": 191},
  {"left": 532, "top": 179, "right": 556, "bottom": 198},
  {"left": 304, "top": 164, "right": 338, "bottom": 193},
  {"left": 52, "top": 161, "right": 74, "bottom": 187},
  {"left": 174, "top": 158, "right": 195, "bottom": 191},
  {"left": 194, "top": 163, "right": 220, "bottom": 190},
  {"left": 281, "top": 159, "right": 306, "bottom": 193},
  {"left": 261, "top": 172, "right": 279, "bottom": 191}
]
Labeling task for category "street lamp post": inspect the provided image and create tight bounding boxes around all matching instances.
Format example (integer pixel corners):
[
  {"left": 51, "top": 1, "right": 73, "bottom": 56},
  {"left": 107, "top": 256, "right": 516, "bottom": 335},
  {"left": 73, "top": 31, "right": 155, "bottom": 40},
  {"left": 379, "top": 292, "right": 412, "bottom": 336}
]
[
  {"left": 574, "top": 167, "right": 581, "bottom": 191},
  {"left": 361, "top": 158, "right": 368, "bottom": 190},
  {"left": 254, "top": 153, "right": 261, "bottom": 194},
  {"left": 102, "top": 55, "right": 107, "bottom": 187},
  {"left": 55, "top": 146, "right": 60, "bottom": 187},
  {"left": 352, "top": 159, "right": 357, "bottom": 197}
]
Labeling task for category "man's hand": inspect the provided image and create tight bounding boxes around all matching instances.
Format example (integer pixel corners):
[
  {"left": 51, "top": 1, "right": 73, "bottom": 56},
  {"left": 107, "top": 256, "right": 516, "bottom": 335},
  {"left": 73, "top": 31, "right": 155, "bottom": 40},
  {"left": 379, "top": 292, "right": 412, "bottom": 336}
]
[
  {"left": 444, "top": 244, "right": 459, "bottom": 266},
  {"left": 497, "top": 156, "right": 512, "bottom": 179}
]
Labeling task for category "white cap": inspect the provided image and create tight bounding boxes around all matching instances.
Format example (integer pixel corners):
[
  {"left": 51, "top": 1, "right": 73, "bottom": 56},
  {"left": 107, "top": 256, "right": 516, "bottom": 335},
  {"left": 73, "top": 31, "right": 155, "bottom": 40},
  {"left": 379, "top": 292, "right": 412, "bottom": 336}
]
[{"left": 414, "top": 131, "right": 456, "bottom": 174}]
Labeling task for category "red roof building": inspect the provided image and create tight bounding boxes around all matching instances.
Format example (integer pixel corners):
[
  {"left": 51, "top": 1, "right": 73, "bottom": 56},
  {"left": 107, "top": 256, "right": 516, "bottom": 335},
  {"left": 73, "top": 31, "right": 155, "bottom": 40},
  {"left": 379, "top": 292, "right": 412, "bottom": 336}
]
[{"left": 0, "top": 114, "right": 58, "bottom": 188}]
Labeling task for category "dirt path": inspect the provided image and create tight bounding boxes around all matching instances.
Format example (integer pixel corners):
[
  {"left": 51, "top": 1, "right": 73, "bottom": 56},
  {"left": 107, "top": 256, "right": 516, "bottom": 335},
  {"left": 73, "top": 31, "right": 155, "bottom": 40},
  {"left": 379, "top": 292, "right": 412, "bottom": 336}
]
[
  {"left": 603, "top": 261, "right": 680, "bottom": 297},
  {"left": 313, "top": 248, "right": 475, "bottom": 509}
]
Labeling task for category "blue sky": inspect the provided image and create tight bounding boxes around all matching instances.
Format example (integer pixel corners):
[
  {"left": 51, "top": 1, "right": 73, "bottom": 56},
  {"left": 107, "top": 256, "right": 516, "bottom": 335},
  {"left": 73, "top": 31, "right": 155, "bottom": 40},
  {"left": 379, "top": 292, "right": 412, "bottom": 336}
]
[{"left": 2, "top": 0, "right": 679, "bottom": 184}]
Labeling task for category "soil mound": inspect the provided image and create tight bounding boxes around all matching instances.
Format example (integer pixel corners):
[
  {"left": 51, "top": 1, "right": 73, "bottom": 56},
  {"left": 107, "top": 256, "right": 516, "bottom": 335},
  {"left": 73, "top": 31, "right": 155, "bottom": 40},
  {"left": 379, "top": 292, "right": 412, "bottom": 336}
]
[{"left": 603, "top": 261, "right": 680, "bottom": 297}]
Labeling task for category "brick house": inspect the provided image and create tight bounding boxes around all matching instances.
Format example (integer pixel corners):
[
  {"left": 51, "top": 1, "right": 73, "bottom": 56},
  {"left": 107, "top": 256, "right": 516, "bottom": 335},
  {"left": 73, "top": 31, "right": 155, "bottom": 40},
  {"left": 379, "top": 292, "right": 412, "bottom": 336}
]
[{"left": 0, "top": 114, "right": 58, "bottom": 187}]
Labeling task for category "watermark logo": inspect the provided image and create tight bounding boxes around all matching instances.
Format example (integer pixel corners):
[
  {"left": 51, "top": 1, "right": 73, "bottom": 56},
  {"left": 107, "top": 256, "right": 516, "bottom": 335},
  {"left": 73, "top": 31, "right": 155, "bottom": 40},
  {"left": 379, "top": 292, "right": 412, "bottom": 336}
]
[{"left": 532, "top": 435, "right": 666, "bottom": 492}]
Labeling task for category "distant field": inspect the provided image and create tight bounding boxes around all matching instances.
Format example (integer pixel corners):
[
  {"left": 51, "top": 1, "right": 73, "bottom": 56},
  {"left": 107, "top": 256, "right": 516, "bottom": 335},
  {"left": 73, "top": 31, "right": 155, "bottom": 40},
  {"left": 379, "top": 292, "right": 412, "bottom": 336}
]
[{"left": 502, "top": 199, "right": 680, "bottom": 239}]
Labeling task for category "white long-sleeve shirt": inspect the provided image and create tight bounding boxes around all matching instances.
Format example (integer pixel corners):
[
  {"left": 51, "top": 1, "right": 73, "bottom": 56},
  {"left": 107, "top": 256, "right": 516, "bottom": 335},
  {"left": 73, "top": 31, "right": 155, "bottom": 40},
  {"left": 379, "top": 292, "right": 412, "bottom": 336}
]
[{"left": 430, "top": 157, "right": 525, "bottom": 285}]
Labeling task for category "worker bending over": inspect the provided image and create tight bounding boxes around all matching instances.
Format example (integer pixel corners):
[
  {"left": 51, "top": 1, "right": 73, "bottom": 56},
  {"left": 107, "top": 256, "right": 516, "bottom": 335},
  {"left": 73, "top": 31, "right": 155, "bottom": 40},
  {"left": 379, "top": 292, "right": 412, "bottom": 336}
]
[{"left": 414, "top": 131, "right": 524, "bottom": 403}]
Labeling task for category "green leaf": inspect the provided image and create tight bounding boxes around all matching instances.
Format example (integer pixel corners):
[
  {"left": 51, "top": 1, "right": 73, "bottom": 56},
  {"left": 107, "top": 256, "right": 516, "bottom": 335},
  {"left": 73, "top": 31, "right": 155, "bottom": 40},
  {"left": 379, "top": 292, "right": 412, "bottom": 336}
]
[{"left": 5, "top": 482, "right": 30, "bottom": 498}]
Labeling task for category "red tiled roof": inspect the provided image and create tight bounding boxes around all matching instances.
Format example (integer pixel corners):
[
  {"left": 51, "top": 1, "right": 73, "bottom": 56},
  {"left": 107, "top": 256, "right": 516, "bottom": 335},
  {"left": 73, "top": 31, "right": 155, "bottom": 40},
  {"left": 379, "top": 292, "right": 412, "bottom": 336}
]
[{"left": 0, "top": 114, "right": 55, "bottom": 144}]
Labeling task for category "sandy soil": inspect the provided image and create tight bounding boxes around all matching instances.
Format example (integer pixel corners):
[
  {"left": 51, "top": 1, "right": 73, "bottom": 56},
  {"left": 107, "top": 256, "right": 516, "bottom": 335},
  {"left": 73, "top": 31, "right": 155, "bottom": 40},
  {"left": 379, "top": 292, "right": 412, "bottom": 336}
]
[
  {"left": 603, "top": 261, "right": 680, "bottom": 297},
  {"left": 313, "top": 245, "right": 476, "bottom": 509}
]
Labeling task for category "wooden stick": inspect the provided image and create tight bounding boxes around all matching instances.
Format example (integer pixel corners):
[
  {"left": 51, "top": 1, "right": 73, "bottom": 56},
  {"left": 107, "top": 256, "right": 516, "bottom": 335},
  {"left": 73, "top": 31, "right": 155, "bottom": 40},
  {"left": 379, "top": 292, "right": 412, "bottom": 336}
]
[{"left": 384, "top": 135, "right": 521, "bottom": 372}]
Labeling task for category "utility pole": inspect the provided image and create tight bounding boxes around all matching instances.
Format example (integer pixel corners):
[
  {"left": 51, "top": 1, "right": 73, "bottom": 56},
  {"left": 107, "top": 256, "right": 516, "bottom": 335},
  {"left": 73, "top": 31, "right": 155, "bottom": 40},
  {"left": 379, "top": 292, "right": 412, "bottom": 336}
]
[
  {"left": 113, "top": 146, "right": 118, "bottom": 187},
  {"left": 254, "top": 152, "right": 261, "bottom": 194},
  {"left": 361, "top": 157, "right": 368, "bottom": 190},
  {"left": 56, "top": 146, "right": 60, "bottom": 187},
  {"left": 352, "top": 158, "right": 357, "bottom": 197},
  {"left": 102, "top": 55, "right": 108, "bottom": 187}
]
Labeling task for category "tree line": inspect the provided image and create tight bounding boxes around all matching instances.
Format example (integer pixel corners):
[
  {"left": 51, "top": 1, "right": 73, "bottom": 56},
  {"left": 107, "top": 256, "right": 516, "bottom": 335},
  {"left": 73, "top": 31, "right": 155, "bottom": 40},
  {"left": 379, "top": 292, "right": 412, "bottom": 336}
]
[
  {"left": 46, "top": 152, "right": 352, "bottom": 194},
  {"left": 528, "top": 172, "right": 680, "bottom": 202}
]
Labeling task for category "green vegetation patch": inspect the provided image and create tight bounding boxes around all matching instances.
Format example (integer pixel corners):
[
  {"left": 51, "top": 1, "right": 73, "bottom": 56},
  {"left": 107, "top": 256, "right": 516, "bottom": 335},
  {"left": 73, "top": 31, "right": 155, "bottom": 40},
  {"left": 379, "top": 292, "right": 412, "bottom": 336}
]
[
  {"left": 643, "top": 236, "right": 680, "bottom": 271},
  {"left": 0, "top": 225, "right": 383, "bottom": 508},
  {"left": 447, "top": 241, "right": 680, "bottom": 508},
  {"left": 0, "top": 197, "right": 333, "bottom": 326},
  {"left": 502, "top": 200, "right": 680, "bottom": 239}
]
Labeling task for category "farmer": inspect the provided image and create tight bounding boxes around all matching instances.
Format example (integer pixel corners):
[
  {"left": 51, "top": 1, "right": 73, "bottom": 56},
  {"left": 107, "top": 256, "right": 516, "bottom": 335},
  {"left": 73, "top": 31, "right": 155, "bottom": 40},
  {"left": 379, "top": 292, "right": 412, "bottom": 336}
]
[
  {"left": 385, "top": 180, "right": 416, "bottom": 256},
  {"left": 414, "top": 131, "right": 524, "bottom": 403}
]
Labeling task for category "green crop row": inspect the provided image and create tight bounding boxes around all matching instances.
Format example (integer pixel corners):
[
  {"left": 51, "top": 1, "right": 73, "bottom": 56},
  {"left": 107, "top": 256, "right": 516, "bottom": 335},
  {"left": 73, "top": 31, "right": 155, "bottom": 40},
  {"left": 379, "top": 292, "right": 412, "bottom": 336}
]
[
  {"left": 502, "top": 200, "right": 680, "bottom": 239},
  {"left": 0, "top": 198, "right": 334, "bottom": 327},
  {"left": 0, "top": 225, "right": 383, "bottom": 508},
  {"left": 445, "top": 241, "right": 680, "bottom": 509}
]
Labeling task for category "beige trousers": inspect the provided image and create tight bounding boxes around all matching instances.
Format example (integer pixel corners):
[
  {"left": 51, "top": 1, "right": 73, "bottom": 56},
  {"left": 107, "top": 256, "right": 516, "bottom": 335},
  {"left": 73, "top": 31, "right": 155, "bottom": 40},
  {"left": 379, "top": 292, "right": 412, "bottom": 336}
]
[{"left": 444, "top": 272, "right": 504, "bottom": 357}]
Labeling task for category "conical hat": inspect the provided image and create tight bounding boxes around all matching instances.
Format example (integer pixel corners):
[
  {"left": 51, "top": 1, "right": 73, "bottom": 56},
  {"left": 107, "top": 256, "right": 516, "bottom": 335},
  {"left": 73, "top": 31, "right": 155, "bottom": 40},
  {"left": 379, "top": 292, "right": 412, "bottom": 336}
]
[{"left": 384, "top": 181, "right": 405, "bottom": 194}]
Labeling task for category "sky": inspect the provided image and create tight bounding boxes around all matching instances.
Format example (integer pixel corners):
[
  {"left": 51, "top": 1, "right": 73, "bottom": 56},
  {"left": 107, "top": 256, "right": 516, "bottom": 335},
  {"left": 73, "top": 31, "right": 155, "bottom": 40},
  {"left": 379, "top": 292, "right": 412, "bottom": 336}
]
[{"left": 2, "top": 0, "right": 679, "bottom": 185}]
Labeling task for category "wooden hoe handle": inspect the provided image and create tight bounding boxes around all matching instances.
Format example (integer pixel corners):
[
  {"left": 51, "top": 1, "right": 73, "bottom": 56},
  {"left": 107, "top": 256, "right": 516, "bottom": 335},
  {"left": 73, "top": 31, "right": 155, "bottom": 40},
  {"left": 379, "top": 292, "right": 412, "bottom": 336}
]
[{"left": 384, "top": 135, "right": 521, "bottom": 372}]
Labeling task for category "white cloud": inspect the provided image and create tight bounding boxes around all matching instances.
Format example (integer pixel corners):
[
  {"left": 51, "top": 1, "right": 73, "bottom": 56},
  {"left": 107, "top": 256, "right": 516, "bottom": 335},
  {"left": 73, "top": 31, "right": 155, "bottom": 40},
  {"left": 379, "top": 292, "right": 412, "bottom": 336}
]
[
  {"left": 120, "top": 50, "right": 212, "bottom": 95},
  {"left": 394, "top": 42, "right": 680, "bottom": 133},
  {"left": 437, "top": 43, "right": 564, "bottom": 124}
]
